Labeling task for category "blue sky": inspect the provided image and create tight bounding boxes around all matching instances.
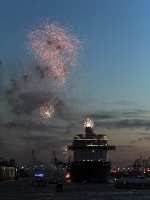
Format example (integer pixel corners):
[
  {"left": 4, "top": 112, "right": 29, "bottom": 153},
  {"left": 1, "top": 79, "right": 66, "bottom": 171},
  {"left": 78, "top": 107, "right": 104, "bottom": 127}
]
[{"left": 1, "top": 0, "right": 150, "bottom": 169}]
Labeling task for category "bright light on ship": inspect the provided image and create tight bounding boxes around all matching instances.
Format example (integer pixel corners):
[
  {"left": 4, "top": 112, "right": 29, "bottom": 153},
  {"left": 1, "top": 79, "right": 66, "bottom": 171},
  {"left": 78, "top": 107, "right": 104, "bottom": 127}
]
[{"left": 84, "top": 118, "right": 94, "bottom": 128}]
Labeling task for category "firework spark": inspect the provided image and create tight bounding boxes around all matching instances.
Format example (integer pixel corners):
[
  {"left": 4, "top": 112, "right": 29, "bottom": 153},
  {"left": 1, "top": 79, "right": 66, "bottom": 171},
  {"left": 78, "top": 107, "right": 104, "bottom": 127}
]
[
  {"left": 28, "top": 20, "right": 81, "bottom": 87},
  {"left": 61, "top": 145, "right": 69, "bottom": 159},
  {"left": 84, "top": 118, "right": 94, "bottom": 128},
  {"left": 40, "top": 102, "right": 54, "bottom": 118}
]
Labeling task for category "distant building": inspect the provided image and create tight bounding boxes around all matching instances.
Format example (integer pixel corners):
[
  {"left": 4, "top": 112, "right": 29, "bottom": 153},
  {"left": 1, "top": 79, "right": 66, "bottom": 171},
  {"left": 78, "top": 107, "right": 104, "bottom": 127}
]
[{"left": 0, "top": 158, "right": 18, "bottom": 181}]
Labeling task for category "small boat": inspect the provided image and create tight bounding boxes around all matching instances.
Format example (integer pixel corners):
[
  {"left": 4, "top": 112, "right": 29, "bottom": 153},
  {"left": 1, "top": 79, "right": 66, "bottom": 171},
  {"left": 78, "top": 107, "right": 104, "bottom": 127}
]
[
  {"left": 55, "top": 182, "right": 64, "bottom": 192},
  {"left": 29, "top": 179, "right": 46, "bottom": 187},
  {"left": 137, "top": 173, "right": 145, "bottom": 179},
  {"left": 114, "top": 180, "right": 150, "bottom": 189},
  {"left": 34, "top": 179, "right": 46, "bottom": 186},
  {"left": 34, "top": 173, "right": 44, "bottom": 178},
  {"left": 48, "top": 178, "right": 58, "bottom": 184},
  {"left": 55, "top": 188, "right": 63, "bottom": 192}
]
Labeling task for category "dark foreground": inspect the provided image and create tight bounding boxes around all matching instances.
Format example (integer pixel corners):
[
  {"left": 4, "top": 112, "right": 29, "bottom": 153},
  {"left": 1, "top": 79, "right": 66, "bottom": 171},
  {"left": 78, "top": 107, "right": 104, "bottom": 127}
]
[{"left": 1, "top": 177, "right": 150, "bottom": 200}]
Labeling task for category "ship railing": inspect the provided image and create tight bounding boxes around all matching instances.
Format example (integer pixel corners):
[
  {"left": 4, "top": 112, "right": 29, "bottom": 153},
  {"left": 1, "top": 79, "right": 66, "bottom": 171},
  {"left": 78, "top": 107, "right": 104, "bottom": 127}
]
[
  {"left": 72, "top": 143, "right": 108, "bottom": 146},
  {"left": 67, "top": 145, "right": 116, "bottom": 150}
]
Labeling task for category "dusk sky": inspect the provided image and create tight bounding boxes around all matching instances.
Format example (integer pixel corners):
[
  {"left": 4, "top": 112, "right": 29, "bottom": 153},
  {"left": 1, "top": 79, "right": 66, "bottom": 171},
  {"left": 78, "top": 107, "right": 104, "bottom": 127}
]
[{"left": 1, "top": 0, "right": 150, "bottom": 169}]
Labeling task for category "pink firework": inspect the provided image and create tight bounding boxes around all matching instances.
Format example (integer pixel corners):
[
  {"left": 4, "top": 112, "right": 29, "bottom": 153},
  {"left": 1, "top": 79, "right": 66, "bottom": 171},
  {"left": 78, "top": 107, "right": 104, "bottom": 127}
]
[{"left": 28, "top": 21, "right": 81, "bottom": 87}]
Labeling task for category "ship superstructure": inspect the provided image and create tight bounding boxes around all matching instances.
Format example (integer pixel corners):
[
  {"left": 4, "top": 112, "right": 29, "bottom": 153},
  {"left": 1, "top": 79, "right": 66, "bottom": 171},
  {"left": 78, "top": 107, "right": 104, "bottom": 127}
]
[{"left": 67, "top": 118, "right": 116, "bottom": 182}]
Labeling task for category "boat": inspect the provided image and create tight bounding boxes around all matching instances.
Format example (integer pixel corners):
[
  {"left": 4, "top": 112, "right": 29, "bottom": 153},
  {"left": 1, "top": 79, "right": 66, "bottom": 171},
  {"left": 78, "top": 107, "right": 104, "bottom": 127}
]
[
  {"left": 114, "top": 180, "right": 150, "bottom": 189},
  {"left": 48, "top": 178, "right": 59, "bottom": 184},
  {"left": 137, "top": 173, "right": 145, "bottom": 179},
  {"left": 55, "top": 182, "right": 64, "bottom": 192},
  {"left": 67, "top": 118, "right": 116, "bottom": 182},
  {"left": 29, "top": 179, "right": 46, "bottom": 186},
  {"left": 34, "top": 173, "right": 44, "bottom": 178}
]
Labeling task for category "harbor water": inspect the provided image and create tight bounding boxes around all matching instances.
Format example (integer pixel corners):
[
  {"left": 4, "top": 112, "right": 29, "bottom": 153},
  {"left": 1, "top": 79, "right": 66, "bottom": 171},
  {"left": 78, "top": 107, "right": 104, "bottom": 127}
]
[{"left": 1, "top": 177, "right": 150, "bottom": 200}]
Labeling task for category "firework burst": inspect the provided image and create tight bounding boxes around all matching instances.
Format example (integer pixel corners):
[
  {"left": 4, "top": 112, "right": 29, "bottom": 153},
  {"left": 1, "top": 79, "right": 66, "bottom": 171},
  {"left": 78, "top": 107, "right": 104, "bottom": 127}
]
[
  {"left": 61, "top": 145, "right": 69, "bottom": 159},
  {"left": 40, "top": 102, "right": 54, "bottom": 118},
  {"left": 28, "top": 20, "right": 82, "bottom": 87},
  {"left": 84, "top": 118, "right": 94, "bottom": 128}
]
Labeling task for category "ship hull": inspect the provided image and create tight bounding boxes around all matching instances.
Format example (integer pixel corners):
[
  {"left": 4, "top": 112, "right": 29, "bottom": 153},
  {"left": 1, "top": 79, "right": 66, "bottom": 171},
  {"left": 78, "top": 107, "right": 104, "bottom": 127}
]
[{"left": 70, "top": 161, "right": 111, "bottom": 183}]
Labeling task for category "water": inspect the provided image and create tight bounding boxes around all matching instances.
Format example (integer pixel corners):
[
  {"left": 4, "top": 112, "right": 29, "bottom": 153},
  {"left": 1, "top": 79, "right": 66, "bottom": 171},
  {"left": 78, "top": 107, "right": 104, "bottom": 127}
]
[{"left": 1, "top": 178, "right": 150, "bottom": 200}]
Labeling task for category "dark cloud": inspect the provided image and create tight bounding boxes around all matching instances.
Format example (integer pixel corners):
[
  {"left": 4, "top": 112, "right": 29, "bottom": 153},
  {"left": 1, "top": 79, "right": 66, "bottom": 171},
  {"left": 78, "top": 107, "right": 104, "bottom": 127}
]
[
  {"left": 2, "top": 142, "right": 28, "bottom": 149},
  {"left": 21, "top": 135, "right": 57, "bottom": 141},
  {"left": 20, "top": 91, "right": 51, "bottom": 105},
  {"left": 1, "top": 120, "right": 65, "bottom": 132},
  {"left": 130, "top": 136, "right": 150, "bottom": 143},
  {"left": 116, "top": 145, "right": 135, "bottom": 148},
  {"left": 87, "top": 112, "right": 115, "bottom": 120},
  {"left": 95, "top": 119, "right": 150, "bottom": 130},
  {"left": 54, "top": 99, "right": 65, "bottom": 113},
  {"left": 115, "top": 100, "right": 138, "bottom": 106},
  {"left": 20, "top": 91, "right": 52, "bottom": 111},
  {"left": 121, "top": 110, "right": 150, "bottom": 118}
]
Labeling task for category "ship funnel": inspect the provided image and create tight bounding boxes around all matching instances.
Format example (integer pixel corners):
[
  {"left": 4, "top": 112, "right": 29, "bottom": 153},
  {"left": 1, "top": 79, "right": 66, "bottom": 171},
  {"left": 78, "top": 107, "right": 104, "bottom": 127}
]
[{"left": 85, "top": 127, "right": 94, "bottom": 135}]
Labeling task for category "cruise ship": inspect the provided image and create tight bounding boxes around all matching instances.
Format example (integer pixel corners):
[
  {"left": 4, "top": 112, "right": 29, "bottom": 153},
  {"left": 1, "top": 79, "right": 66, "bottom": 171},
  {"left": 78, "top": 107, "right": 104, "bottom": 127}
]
[{"left": 67, "top": 118, "right": 116, "bottom": 182}]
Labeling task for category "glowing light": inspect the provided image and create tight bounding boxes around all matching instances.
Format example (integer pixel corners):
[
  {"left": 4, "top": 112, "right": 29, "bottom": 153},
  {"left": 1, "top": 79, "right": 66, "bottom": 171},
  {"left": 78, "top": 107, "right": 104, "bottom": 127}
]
[
  {"left": 40, "top": 102, "right": 54, "bottom": 118},
  {"left": 84, "top": 118, "right": 94, "bottom": 128},
  {"left": 61, "top": 145, "right": 69, "bottom": 159},
  {"left": 28, "top": 20, "right": 81, "bottom": 87},
  {"left": 65, "top": 173, "right": 70, "bottom": 178},
  {"left": 35, "top": 173, "right": 44, "bottom": 178}
]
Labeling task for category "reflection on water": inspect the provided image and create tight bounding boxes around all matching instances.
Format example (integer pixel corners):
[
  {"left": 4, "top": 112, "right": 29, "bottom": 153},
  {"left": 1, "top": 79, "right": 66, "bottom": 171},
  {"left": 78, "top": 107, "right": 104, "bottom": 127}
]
[{"left": 0, "top": 178, "right": 150, "bottom": 200}]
